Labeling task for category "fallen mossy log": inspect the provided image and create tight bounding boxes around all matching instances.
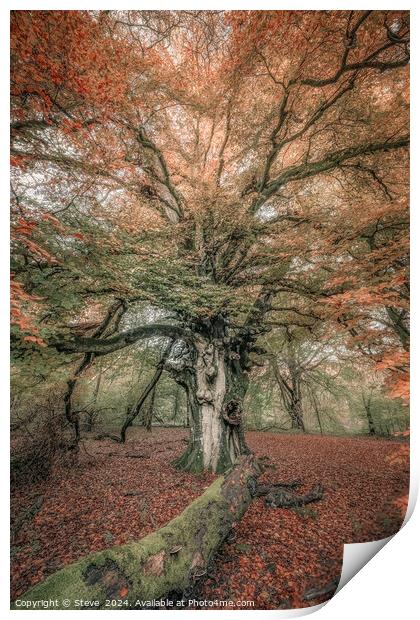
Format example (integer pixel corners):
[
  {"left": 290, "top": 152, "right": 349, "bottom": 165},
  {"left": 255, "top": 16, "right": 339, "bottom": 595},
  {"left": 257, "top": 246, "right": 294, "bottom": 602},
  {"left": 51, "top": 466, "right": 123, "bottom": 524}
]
[{"left": 12, "top": 455, "right": 261, "bottom": 610}]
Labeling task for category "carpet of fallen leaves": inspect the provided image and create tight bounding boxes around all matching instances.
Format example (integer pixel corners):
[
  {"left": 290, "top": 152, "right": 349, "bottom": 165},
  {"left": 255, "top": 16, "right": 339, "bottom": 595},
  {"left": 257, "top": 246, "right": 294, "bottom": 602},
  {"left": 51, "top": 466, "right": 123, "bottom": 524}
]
[{"left": 11, "top": 429, "right": 409, "bottom": 609}]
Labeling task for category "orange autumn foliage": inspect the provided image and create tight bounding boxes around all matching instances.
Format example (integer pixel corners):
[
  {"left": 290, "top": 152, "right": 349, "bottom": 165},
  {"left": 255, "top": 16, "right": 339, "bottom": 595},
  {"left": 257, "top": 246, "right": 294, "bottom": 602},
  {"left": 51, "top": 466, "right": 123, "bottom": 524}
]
[{"left": 11, "top": 11, "right": 409, "bottom": 397}]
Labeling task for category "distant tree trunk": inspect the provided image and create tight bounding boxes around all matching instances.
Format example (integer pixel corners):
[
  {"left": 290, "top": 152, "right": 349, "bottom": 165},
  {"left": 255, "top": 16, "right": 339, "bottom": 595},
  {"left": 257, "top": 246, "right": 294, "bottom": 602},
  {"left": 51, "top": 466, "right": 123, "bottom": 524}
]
[
  {"left": 272, "top": 361, "right": 305, "bottom": 432},
  {"left": 86, "top": 363, "right": 103, "bottom": 431},
  {"left": 93, "top": 364, "right": 103, "bottom": 402},
  {"left": 64, "top": 379, "right": 81, "bottom": 442},
  {"left": 309, "top": 388, "right": 323, "bottom": 434},
  {"left": 63, "top": 300, "right": 126, "bottom": 442},
  {"left": 366, "top": 407, "right": 376, "bottom": 435},
  {"left": 172, "top": 384, "right": 183, "bottom": 425},
  {"left": 142, "top": 386, "right": 156, "bottom": 432},
  {"left": 120, "top": 343, "right": 173, "bottom": 443},
  {"left": 121, "top": 368, "right": 163, "bottom": 442},
  {"left": 289, "top": 383, "right": 305, "bottom": 432},
  {"left": 362, "top": 392, "right": 376, "bottom": 435}
]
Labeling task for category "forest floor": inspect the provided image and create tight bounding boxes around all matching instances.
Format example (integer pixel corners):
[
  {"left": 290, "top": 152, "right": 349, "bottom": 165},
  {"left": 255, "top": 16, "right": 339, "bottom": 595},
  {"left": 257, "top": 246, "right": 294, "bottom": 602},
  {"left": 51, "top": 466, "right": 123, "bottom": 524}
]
[{"left": 11, "top": 428, "right": 409, "bottom": 609}]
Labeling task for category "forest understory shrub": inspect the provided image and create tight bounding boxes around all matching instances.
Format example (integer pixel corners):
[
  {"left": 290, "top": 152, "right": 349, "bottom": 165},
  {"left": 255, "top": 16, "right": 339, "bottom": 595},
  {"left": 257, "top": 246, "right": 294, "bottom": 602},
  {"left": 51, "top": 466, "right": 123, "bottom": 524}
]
[{"left": 11, "top": 397, "right": 78, "bottom": 488}]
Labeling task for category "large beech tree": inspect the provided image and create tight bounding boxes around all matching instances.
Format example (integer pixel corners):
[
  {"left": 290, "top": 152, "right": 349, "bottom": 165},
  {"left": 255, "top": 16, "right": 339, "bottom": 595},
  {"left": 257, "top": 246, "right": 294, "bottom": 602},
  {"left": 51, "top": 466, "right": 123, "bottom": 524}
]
[{"left": 11, "top": 10, "right": 409, "bottom": 472}]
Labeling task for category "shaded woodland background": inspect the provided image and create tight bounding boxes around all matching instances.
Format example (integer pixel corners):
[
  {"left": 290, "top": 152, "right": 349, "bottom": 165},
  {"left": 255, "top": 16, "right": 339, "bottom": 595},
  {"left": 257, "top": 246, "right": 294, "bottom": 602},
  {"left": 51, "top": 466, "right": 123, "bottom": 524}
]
[{"left": 12, "top": 317, "right": 408, "bottom": 447}]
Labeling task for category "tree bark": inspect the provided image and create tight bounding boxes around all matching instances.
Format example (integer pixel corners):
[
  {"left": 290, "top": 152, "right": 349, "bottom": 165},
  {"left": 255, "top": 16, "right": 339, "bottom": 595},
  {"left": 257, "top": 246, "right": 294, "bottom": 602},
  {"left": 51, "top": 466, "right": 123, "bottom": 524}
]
[
  {"left": 309, "top": 388, "right": 323, "bottom": 434},
  {"left": 362, "top": 392, "right": 376, "bottom": 435},
  {"left": 86, "top": 363, "right": 103, "bottom": 432},
  {"left": 13, "top": 455, "right": 261, "bottom": 610},
  {"left": 172, "top": 334, "right": 250, "bottom": 474},
  {"left": 120, "top": 367, "right": 163, "bottom": 443},
  {"left": 142, "top": 386, "right": 156, "bottom": 432},
  {"left": 272, "top": 360, "right": 305, "bottom": 432},
  {"left": 172, "top": 385, "right": 183, "bottom": 425}
]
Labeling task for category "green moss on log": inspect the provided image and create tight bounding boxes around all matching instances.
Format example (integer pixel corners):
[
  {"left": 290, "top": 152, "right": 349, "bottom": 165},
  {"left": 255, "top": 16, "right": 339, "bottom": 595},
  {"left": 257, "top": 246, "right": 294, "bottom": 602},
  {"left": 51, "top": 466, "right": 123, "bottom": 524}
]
[{"left": 12, "top": 456, "right": 260, "bottom": 610}]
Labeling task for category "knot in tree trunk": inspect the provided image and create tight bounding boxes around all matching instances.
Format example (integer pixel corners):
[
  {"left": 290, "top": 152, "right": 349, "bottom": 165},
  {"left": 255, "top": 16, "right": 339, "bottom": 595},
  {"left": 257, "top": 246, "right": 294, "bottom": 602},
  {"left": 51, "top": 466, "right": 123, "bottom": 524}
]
[{"left": 222, "top": 399, "right": 242, "bottom": 426}]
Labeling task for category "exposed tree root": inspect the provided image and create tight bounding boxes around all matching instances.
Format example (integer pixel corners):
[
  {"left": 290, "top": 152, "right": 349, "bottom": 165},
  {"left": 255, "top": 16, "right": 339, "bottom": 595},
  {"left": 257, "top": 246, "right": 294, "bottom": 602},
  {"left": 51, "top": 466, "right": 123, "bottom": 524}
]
[
  {"left": 253, "top": 480, "right": 302, "bottom": 496},
  {"left": 264, "top": 483, "right": 324, "bottom": 508},
  {"left": 248, "top": 477, "right": 323, "bottom": 508}
]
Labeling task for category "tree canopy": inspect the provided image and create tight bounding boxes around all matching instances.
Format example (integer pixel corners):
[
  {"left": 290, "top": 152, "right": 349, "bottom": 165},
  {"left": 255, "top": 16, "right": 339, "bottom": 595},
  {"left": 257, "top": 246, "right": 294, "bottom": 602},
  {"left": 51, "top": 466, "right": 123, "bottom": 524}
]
[{"left": 11, "top": 10, "right": 409, "bottom": 470}]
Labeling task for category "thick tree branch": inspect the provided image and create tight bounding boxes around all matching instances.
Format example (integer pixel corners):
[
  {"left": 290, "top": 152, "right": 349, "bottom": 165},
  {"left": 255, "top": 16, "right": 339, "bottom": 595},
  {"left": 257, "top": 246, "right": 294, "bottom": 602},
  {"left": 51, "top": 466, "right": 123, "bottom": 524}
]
[
  {"left": 135, "top": 126, "right": 185, "bottom": 221},
  {"left": 256, "top": 78, "right": 356, "bottom": 197},
  {"left": 252, "top": 135, "right": 409, "bottom": 211},
  {"left": 63, "top": 299, "right": 128, "bottom": 441},
  {"left": 54, "top": 324, "right": 187, "bottom": 355}
]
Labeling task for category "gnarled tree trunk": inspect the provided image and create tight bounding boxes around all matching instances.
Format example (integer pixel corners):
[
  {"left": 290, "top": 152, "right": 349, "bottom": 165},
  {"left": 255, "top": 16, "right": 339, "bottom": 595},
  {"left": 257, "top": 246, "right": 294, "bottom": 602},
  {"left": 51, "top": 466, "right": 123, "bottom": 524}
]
[
  {"left": 172, "top": 334, "right": 250, "bottom": 474},
  {"left": 55, "top": 312, "right": 260, "bottom": 474}
]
